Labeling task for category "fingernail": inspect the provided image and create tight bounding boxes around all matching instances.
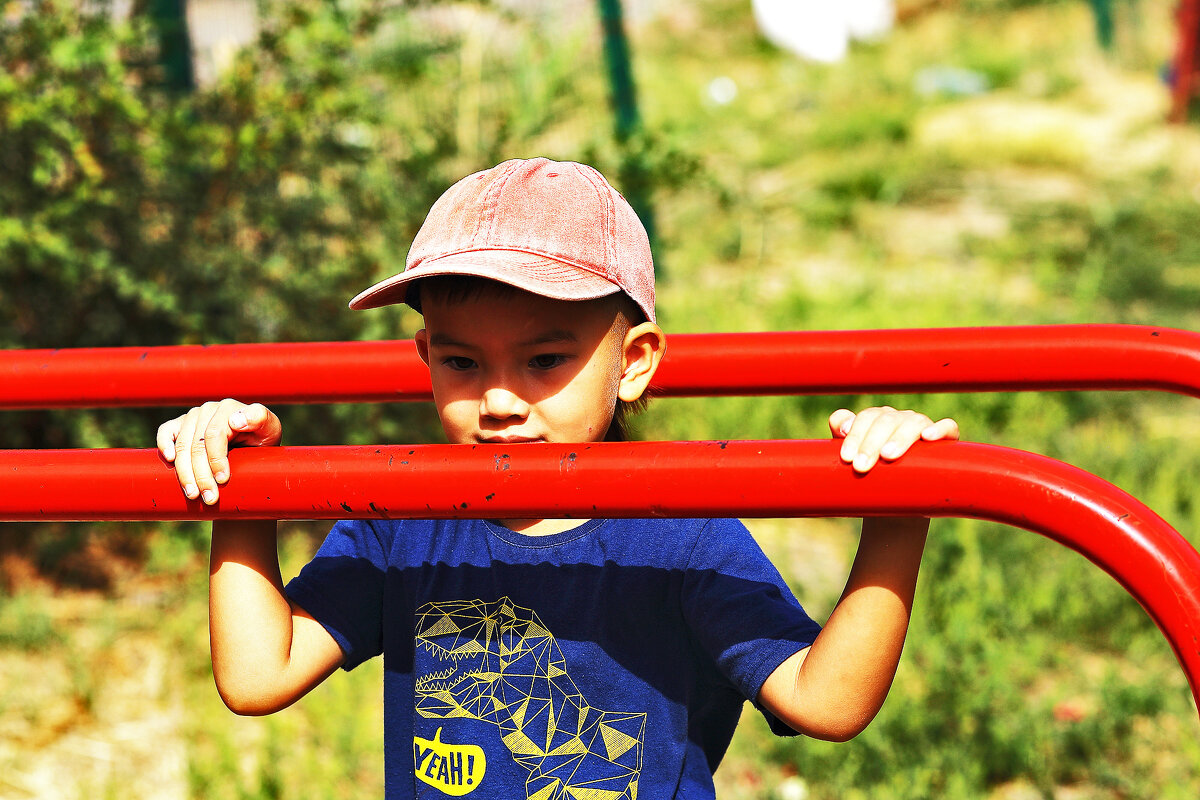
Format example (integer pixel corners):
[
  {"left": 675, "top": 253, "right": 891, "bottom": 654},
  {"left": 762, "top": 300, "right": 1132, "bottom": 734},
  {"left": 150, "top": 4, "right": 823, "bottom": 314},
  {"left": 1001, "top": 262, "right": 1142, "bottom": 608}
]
[
  {"left": 853, "top": 454, "right": 871, "bottom": 472},
  {"left": 840, "top": 419, "right": 853, "bottom": 435},
  {"left": 202, "top": 489, "right": 217, "bottom": 505},
  {"left": 163, "top": 446, "right": 175, "bottom": 460},
  {"left": 230, "top": 411, "right": 246, "bottom": 429},
  {"left": 881, "top": 443, "right": 901, "bottom": 459},
  {"left": 840, "top": 444, "right": 855, "bottom": 462},
  {"left": 214, "top": 471, "right": 228, "bottom": 484},
  {"left": 184, "top": 484, "right": 199, "bottom": 499}
]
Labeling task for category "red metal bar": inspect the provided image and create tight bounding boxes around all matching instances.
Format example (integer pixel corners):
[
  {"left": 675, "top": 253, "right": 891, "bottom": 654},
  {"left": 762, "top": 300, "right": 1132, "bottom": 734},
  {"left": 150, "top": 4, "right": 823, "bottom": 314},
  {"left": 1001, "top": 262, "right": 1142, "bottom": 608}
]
[
  {"left": 3, "top": 325, "right": 1198, "bottom": 409},
  {"left": 2, "top": 439, "right": 1198, "bottom": 714},
  {"left": 656, "top": 325, "right": 1200, "bottom": 397},
  {"left": 1171, "top": 0, "right": 1200, "bottom": 123},
  {"left": 0, "top": 340, "right": 432, "bottom": 409}
]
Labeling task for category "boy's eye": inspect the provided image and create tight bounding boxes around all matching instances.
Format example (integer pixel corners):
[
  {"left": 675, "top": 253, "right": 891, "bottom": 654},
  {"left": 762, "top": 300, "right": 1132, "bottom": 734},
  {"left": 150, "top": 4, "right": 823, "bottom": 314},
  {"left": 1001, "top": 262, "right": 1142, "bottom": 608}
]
[
  {"left": 529, "top": 354, "right": 567, "bottom": 370},
  {"left": 443, "top": 356, "right": 476, "bottom": 371}
]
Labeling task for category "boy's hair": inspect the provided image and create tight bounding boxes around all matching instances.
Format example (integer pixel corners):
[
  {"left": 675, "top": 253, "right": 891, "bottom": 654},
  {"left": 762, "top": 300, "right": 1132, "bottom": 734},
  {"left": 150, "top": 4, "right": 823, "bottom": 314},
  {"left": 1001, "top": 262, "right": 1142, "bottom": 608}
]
[
  {"left": 417, "top": 275, "right": 650, "bottom": 442},
  {"left": 347, "top": 158, "right": 656, "bottom": 324}
]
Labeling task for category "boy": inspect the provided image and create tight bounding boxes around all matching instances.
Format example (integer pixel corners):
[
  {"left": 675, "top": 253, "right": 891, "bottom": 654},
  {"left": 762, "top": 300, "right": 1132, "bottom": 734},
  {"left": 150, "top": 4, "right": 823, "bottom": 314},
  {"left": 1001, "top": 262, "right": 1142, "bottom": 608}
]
[{"left": 157, "top": 157, "right": 958, "bottom": 799}]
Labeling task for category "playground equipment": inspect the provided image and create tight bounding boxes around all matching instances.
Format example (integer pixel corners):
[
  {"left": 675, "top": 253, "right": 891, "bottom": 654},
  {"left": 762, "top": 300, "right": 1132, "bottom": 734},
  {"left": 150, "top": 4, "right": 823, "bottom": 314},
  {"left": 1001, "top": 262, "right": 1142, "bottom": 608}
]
[
  {"left": 1, "top": 325, "right": 1198, "bottom": 721},
  {"left": 3, "top": 324, "right": 1198, "bottom": 408},
  {"left": 1173, "top": 0, "right": 1200, "bottom": 122}
]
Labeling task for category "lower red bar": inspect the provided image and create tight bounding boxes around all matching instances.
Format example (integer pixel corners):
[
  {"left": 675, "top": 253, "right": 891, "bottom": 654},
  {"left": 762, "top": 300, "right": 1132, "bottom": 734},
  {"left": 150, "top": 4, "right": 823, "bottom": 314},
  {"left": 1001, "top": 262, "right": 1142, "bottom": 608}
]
[{"left": 2, "top": 439, "right": 1197, "bottom": 715}]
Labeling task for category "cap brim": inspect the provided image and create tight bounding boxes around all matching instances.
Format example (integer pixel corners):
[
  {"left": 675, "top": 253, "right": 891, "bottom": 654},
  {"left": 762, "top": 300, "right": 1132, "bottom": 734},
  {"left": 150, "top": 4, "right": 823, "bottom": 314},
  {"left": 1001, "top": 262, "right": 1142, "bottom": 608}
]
[{"left": 348, "top": 250, "right": 623, "bottom": 311}]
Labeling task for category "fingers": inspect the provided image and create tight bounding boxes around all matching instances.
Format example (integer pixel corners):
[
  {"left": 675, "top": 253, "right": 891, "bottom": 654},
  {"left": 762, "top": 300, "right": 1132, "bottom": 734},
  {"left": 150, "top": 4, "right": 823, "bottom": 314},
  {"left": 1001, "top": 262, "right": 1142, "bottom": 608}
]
[
  {"left": 156, "top": 416, "right": 184, "bottom": 462},
  {"left": 828, "top": 408, "right": 856, "bottom": 438},
  {"left": 173, "top": 404, "right": 207, "bottom": 502},
  {"left": 835, "top": 407, "right": 959, "bottom": 474},
  {"left": 196, "top": 402, "right": 239, "bottom": 500},
  {"left": 162, "top": 399, "right": 282, "bottom": 506},
  {"left": 838, "top": 406, "right": 894, "bottom": 473},
  {"left": 230, "top": 403, "right": 282, "bottom": 447},
  {"left": 920, "top": 417, "right": 960, "bottom": 442},
  {"left": 184, "top": 401, "right": 227, "bottom": 504}
]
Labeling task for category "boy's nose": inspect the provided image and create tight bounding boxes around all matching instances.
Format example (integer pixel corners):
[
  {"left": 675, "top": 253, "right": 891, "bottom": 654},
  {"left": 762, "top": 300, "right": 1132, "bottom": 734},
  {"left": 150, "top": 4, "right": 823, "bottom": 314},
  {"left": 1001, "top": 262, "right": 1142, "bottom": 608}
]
[{"left": 479, "top": 385, "right": 530, "bottom": 421}]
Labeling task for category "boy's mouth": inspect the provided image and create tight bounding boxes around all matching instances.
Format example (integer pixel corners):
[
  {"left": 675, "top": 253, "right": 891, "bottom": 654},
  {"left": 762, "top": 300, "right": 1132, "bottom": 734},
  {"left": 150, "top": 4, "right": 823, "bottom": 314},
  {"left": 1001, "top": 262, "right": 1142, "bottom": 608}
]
[{"left": 476, "top": 435, "right": 544, "bottom": 444}]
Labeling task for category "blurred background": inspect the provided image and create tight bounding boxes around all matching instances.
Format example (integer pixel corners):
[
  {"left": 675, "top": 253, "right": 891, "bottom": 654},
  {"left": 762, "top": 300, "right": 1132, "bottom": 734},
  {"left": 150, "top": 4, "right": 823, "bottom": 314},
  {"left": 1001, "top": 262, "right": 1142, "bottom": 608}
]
[{"left": 2, "top": 0, "right": 1200, "bottom": 797}]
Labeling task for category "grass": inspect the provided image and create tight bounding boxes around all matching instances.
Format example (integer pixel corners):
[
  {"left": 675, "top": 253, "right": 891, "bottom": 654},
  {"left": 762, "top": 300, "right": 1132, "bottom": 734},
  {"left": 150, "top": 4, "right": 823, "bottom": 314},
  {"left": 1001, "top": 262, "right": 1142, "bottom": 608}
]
[
  {"left": 622, "top": 1, "right": 1200, "bottom": 797},
  {"left": 180, "top": 529, "right": 386, "bottom": 800},
  {"left": 3, "top": 0, "right": 1200, "bottom": 797}
]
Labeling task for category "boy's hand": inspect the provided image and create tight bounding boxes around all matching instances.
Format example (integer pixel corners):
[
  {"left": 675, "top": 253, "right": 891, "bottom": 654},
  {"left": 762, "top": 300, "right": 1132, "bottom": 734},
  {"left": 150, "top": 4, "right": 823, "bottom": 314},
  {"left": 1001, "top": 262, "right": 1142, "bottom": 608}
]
[
  {"left": 829, "top": 406, "right": 959, "bottom": 474},
  {"left": 156, "top": 400, "right": 282, "bottom": 505}
]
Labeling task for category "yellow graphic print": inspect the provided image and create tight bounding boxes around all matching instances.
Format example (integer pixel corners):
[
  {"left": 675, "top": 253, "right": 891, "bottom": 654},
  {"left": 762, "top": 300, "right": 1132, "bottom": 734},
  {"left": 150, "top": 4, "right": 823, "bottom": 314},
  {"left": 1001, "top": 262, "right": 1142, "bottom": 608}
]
[
  {"left": 414, "top": 727, "right": 486, "bottom": 795},
  {"left": 414, "top": 597, "right": 645, "bottom": 800}
]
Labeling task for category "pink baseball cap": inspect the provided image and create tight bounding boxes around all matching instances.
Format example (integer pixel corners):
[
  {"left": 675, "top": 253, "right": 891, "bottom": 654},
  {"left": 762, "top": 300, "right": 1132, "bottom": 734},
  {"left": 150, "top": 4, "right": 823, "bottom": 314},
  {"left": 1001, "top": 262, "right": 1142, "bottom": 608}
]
[{"left": 348, "top": 157, "right": 656, "bottom": 322}]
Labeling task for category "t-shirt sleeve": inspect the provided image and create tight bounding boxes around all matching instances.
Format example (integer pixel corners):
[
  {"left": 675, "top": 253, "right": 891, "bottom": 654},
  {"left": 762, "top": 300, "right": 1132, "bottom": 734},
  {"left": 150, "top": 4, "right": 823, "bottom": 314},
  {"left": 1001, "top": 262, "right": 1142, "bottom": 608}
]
[
  {"left": 285, "top": 518, "right": 388, "bottom": 671},
  {"left": 680, "top": 518, "right": 822, "bottom": 736}
]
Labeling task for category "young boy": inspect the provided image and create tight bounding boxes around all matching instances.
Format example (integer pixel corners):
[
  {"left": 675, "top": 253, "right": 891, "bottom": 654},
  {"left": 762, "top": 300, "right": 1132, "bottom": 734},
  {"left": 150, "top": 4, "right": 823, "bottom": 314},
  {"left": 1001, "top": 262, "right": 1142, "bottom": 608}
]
[{"left": 157, "top": 157, "right": 958, "bottom": 799}]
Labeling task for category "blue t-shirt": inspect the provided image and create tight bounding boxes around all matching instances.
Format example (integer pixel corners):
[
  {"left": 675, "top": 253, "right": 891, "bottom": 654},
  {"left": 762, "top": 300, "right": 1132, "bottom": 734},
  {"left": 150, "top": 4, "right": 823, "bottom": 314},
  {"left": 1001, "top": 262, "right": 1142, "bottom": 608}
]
[{"left": 285, "top": 517, "right": 821, "bottom": 799}]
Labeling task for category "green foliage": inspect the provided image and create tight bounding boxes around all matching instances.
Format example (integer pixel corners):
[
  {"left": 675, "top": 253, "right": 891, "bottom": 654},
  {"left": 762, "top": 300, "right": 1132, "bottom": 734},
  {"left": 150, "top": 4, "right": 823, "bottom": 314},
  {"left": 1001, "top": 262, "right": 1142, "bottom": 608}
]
[
  {"left": 0, "top": 591, "right": 63, "bottom": 650},
  {"left": 986, "top": 195, "right": 1200, "bottom": 313},
  {"left": 961, "top": 0, "right": 1073, "bottom": 10},
  {"left": 4, "top": 0, "right": 390, "bottom": 349},
  {"left": 0, "top": 0, "right": 457, "bottom": 449},
  {"left": 0, "top": 0, "right": 696, "bottom": 451},
  {"left": 637, "top": 1, "right": 1200, "bottom": 796},
  {"left": 3, "top": 0, "right": 1200, "bottom": 797},
  {"left": 765, "top": 517, "right": 1193, "bottom": 798}
]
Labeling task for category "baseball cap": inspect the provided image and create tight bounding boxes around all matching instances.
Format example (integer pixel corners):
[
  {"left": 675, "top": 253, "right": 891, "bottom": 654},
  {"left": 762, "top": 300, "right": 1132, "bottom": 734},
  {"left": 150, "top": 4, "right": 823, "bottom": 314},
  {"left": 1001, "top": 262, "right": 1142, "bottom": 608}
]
[{"left": 348, "top": 157, "right": 656, "bottom": 322}]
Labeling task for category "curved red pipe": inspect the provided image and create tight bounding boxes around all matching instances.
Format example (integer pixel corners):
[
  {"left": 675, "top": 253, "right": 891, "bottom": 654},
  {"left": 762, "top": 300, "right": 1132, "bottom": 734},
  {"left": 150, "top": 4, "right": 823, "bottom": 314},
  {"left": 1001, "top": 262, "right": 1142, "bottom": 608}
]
[
  {"left": 2, "top": 439, "right": 1197, "bottom": 713},
  {"left": 2, "top": 325, "right": 1198, "bottom": 408}
]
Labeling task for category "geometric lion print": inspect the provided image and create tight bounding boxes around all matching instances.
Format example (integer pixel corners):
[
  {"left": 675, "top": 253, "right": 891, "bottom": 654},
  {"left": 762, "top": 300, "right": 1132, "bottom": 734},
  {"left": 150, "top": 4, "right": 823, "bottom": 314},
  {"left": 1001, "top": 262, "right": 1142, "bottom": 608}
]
[{"left": 415, "top": 597, "right": 644, "bottom": 800}]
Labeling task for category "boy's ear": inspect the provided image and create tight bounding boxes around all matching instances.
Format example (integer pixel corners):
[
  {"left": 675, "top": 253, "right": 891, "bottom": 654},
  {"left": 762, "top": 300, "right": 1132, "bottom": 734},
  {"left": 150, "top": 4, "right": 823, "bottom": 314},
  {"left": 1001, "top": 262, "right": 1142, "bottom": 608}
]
[
  {"left": 618, "top": 322, "right": 666, "bottom": 403},
  {"left": 414, "top": 328, "right": 431, "bottom": 367}
]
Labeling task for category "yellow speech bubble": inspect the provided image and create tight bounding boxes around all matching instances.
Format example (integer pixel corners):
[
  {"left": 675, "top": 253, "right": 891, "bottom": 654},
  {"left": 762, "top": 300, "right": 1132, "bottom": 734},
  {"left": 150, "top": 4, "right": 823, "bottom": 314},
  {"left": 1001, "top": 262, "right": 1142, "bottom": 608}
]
[{"left": 413, "top": 727, "right": 487, "bottom": 796}]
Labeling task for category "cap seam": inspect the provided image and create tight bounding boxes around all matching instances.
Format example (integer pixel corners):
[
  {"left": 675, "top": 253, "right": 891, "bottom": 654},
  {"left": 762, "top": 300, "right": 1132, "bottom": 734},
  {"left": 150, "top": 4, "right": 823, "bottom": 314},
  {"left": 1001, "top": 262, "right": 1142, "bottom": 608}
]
[
  {"left": 473, "top": 160, "right": 521, "bottom": 247},
  {"left": 573, "top": 164, "right": 619, "bottom": 285}
]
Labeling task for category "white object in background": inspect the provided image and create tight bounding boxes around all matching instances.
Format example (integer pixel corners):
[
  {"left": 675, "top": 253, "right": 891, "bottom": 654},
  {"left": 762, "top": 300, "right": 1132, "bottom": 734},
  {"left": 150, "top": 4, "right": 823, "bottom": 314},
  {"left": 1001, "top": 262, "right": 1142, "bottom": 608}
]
[
  {"left": 752, "top": 0, "right": 894, "bottom": 64},
  {"left": 777, "top": 776, "right": 810, "bottom": 800},
  {"left": 706, "top": 76, "right": 739, "bottom": 105},
  {"left": 752, "top": 0, "right": 848, "bottom": 63},
  {"left": 846, "top": 0, "right": 895, "bottom": 42}
]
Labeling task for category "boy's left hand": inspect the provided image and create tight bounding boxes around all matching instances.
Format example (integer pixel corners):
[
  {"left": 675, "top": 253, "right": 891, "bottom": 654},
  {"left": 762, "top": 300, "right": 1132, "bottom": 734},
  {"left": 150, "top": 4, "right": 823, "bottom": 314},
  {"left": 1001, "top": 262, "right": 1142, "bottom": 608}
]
[{"left": 830, "top": 407, "right": 959, "bottom": 474}]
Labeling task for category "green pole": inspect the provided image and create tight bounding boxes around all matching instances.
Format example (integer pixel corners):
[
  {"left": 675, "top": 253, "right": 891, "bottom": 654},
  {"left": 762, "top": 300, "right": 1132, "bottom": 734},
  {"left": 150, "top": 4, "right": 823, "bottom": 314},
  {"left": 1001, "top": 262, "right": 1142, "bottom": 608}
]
[
  {"left": 1088, "top": 0, "right": 1114, "bottom": 51},
  {"left": 596, "top": 0, "right": 658, "bottom": 260},
  {"left": 148, "top": 0, "right": 194, "bottom": 91},
  {"left": 597, "top": 0, "right": 640, "bottom": 141}
]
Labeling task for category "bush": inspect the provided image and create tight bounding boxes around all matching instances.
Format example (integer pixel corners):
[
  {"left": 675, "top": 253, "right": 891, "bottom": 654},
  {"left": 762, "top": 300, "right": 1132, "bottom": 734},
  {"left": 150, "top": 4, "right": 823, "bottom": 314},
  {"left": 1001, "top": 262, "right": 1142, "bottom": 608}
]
[
  {"left": 0, "top": 0, "right": 697, "bottom": 450},
  {"left": 0, "top": 0, "right": 464, "bottom": 449}
]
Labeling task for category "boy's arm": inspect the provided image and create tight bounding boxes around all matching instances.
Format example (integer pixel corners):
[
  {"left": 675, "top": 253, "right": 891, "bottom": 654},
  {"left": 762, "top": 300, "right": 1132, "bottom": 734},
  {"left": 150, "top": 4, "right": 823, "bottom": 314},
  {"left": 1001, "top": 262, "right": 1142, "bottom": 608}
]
[
  {"left": 158, "top": 400, "right": 345, "bottom": 715},
  {"left": 758, "top": 516, "right": 927, "bottom": 741},
  {"left": 757, "top": 407, "right": 958, "bottom": 742},
  {"left": 208, "top": 518, "right": 346, "bottom": 715}
]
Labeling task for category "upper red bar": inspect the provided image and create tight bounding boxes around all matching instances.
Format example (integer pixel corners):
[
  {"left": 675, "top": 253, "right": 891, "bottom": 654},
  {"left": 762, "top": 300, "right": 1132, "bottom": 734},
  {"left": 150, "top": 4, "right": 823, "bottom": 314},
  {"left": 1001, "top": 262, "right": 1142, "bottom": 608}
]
[{"left": 2, "top": 325, "right": 1198, "bottom": 409}]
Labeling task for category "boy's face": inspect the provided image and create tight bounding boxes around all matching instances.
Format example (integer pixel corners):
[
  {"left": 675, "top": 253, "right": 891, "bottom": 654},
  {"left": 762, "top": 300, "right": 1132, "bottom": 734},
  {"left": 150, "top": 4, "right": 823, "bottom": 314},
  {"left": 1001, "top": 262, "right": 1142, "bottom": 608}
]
[{"left": 414, "top": 288, "right": 644, "bottom": 445}]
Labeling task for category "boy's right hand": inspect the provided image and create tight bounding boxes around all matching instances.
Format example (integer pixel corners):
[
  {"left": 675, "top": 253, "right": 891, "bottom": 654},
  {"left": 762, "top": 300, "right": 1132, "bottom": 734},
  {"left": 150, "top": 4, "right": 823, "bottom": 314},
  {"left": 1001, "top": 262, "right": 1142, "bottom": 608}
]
[{"left": 156, "top": 400, "right": 281, "bottom": 506}]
